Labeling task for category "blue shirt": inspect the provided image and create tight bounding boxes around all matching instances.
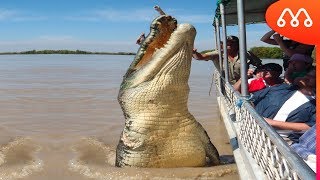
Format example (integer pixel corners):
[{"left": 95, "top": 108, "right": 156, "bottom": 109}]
[
  {"left": 251, "top": 84, "right": 316, "bottom": 143},
  {"left": 291, "top": 125, "right": 316, "bottom": 159},
  {"left": 252, "top": 84, "right": 316, "bottom": 126}
]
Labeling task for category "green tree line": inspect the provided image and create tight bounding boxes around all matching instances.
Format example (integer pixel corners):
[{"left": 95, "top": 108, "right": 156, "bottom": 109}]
[
  {"left": 0, "top": 49, "right": 136, "bottom": 55},
  {"left": 249, "top": 47, "right": 283, "bottom": 59},
  {"left": 0, "top": 47, "right": 316, "bottom": 59}
]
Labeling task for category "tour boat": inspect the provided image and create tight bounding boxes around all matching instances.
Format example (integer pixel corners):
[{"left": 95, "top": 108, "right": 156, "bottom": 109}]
[{"left": 213, "top": 0, "right": 315, "bottom": 179}]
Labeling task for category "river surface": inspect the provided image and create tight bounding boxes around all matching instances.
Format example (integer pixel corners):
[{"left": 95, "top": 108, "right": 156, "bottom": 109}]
[{"left": 0, "top": 54, "right": 238, "bottom": 180}]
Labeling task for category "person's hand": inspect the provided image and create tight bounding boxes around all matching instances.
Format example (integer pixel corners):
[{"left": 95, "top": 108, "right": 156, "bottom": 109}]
[
  {"left": 264, "top": 117, "right": 280, "bottom": 128},
  {"left": 264, "top": 117, "right": 274, "bottom": 125},
  {"left": 272, "top": 34, "right": 283, "bottom": 43},
  {"left": 192, "top": 48, "right": 202, "bottom": 61},
  {"left": 247, "top": 69, "right": 254, "bottom": 78},
  {"left": 192, "top": 48, "right": 210, "bottom": 61}
]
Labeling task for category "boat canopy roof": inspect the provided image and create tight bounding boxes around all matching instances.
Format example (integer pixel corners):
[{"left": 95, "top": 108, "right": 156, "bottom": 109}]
[{"left": 215, "top": 0, "right": 277, "bottom": 25}]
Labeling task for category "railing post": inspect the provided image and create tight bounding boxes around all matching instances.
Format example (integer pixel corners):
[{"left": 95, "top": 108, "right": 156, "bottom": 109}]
[
  {"left": 219, "top": 3, "right": 229, "bottom": 84},
  {"left": 214, "top": 22, "right": 219, "bottom": 51},
  {"left": 237, "top": 0, "right": 249, "bottom": 98},
  {"left": 215, "top": 17, "right": 225, "bottom": 95},
  {"left": 215, "top": 18, "right": 223, "bottom": 76}
]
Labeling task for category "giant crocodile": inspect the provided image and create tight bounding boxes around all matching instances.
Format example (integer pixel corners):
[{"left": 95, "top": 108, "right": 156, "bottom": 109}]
[{"left": 116, "top": 12, "right": 220, "bottom": 168}]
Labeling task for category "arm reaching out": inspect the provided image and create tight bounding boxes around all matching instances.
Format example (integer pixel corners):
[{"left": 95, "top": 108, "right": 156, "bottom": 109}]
[
  {"left": 264, "top": 118, "right": 311, "bottom": 131},
  {"left": 192, "top": 49, "right": 218, "bottom": 61},
  {"left": 261, "top": 30, "right": 278, "bottom": 45}
]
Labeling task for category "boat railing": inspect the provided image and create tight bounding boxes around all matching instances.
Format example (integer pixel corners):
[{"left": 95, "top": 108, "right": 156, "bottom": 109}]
[{"left": 212, "top": 66, "right": 315, "bottom": 180}]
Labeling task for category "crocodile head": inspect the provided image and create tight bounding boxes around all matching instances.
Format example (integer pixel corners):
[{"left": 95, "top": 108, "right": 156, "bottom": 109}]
[
  {"left": 116, "top": 15, "right": 220, "bottom": 168},
  {"left": 119, "top": 15, "right": 196, "bottom": 91}
]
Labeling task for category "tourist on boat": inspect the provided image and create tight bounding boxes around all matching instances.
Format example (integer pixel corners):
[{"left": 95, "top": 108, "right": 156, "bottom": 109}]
[
  {"left": 192, "top": 35, "right": 262, "bottom": 84},
  {"left": 251, "top": 69, "right": 316, "bottom": 143},
  {"left": 284, "top": 53, "right": 314, "bottom": 84},
  {"left": 261, "top": 30, "right": 314, "bottom": 70},
  {"left": 233, "top": 63, "right": 283, "bottom": 93},
  {"left": 290, "top": 124, "right": 316, "bottom": 172}
]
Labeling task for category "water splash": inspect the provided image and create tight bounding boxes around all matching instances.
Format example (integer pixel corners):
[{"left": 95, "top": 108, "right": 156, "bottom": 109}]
[
  {"left": 0, "top": 137, "right": 43, "bottom": 179},
  {"left": 69, "top": 137, "right": 130, "bottom": 179},
  {"left": 68, "top": 137, "right": 238, "bottom": 179}
]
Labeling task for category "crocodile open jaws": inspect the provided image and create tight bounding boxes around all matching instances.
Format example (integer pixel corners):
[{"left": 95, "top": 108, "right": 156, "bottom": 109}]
[{"left": 116, "top": 13, "right": 220, "bottom": 168}]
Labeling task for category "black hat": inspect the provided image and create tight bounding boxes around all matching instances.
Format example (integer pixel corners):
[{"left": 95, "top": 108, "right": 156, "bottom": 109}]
[
  {"left": 227, "top": 35, "right": 239, "bottom": 43},
  {"left": 263, "top": 63, "right": 283, "bottom": 73},
  {"left": 253, "top": 65, "right": 265, "bottom": 75}
]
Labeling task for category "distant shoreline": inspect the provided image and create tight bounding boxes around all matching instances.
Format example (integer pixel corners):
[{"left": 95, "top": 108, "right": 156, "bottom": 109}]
[{"left": 0, "top": 50, "right": 136, "bottom": 55}]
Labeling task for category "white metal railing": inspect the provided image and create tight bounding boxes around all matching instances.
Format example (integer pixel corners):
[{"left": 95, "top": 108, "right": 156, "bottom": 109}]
[{"left": 213, "top": 67, "right": 315, "bottom": 180}]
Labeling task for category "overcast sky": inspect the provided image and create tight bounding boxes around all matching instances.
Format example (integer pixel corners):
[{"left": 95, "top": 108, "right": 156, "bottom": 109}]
[{"left": 0, "top": 0, "right": 272, "bottom": 52}]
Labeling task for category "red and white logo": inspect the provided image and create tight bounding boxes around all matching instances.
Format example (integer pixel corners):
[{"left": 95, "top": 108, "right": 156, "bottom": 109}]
[
  {"left": 266, "top": 0, "right": 320, "bottom": 45},
  {"left": 277, "top": 8, "right": 312, "bottom": 28}
]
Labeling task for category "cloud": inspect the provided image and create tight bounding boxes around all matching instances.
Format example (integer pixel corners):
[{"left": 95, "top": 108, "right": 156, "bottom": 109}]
[
  {"left": 64, "top": 7, "right": 213, "bottom": 24},
  {"left": 95, "top": 8, "right": 156, "bottom": 22},
  {"left": 11, "top": 16, "right": 47, "bottom": 22},
  {"left": 65, "top": 8, "right": 158, "bottom": 22},
  {"left": 38, "top": 35, "right": 75, "bottom": 41},
  {"left": 0, "top": 7, "right": 214, "bottom": 24},
  {"left": 0, "top": 9, "right": 17, "bottom": 20},
  {"left": 0, "top": 8, "right": 47, "bottom": 22},
  {"left": 178, "top": 15, "right": 213, "bottom": 24}
]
